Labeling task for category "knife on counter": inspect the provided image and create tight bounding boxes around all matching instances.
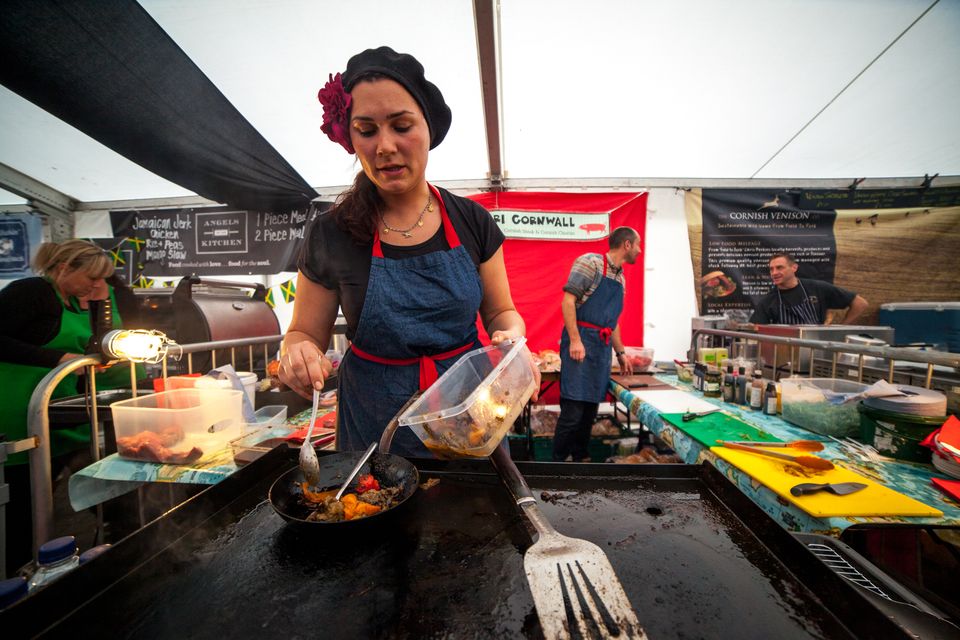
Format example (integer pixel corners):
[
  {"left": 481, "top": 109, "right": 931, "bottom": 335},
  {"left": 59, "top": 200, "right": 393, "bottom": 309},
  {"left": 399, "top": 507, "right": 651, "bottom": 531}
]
[{"left": 790, "top": 482, "right": 868, "bottom": 497}]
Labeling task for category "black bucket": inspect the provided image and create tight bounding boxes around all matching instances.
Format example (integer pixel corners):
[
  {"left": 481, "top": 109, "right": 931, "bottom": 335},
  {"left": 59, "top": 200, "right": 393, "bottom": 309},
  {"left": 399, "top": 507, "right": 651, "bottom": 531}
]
[{"left": 858, "top": 402, "right": 944, "bottom": 463}]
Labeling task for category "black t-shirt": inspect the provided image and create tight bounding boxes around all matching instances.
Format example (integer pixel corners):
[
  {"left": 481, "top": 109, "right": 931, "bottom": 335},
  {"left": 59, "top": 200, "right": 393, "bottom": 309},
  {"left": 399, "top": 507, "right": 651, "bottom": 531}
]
[
  {"left": 749, "top": 278, "right": 857, "bottom": 324},
  {"left": 0, "top": 276, "right": 140, "bottom": 368},
  {"left": 298, "top": 187, "right": 504, "bottom": 339}
]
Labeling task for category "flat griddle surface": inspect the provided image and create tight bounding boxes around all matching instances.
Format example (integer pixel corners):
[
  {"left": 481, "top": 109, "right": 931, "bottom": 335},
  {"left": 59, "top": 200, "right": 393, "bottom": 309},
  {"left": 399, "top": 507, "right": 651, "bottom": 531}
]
[{"left": 12, "top": 456, "right": 866, "bottom": 640}]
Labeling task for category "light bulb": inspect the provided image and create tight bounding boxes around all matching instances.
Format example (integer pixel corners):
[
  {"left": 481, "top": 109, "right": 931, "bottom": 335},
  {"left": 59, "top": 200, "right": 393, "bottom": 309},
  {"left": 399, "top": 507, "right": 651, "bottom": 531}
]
[{"left": 102, "top": 329, "right": 175, "bottom": 363}]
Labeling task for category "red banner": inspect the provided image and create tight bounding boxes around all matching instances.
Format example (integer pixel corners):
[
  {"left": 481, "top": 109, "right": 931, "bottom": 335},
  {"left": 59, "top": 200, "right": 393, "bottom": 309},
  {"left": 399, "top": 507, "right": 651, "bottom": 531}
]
[{"left": 469, "top": 192, "right": 647, "bottom": 354}]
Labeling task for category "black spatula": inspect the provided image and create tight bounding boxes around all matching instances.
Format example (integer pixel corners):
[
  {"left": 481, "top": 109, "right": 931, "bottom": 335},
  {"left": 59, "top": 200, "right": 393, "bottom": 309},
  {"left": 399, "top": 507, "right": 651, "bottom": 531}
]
[{"left": 790, "top": 482, "right": 868, "bottom": 497}]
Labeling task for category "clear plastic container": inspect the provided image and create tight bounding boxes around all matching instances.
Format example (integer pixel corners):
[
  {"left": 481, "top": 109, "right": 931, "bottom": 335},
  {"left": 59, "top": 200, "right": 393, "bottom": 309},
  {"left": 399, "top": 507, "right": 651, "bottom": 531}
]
[
  {"left": 251, "top": 405, "right": 287, "bottom": 429},
  {"left": 230, "top": 405, "right": 291, "bottom": 464},
  {"left": 780, "top": 378, "right": 870, "bottom": 438},
  {"left": 110, "top": 388, "right": 244, "bottom": 464},
  {"left": 623, "top": 347, "right": 654, "bottom": 371},
  {"left": 398, "top": 338, "right": 536, "bottom": 458},
  {"left": 29, "top": 536, "right": 80, "bottom": 592}
]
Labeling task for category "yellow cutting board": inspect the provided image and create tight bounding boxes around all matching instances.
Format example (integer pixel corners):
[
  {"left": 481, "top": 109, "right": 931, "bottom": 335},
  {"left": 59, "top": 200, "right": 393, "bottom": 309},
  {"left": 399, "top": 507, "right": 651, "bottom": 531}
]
[{"left": 711, "top": 446, "right": 942, "bottom": 518}]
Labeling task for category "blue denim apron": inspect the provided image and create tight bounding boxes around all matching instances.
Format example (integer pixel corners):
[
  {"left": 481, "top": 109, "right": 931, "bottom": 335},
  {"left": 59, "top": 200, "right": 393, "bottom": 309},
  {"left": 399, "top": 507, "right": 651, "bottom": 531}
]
[
  {"left": 337, "top": 185, "right": 483, "bottom": 457},
  {"left": 559, "top": 255, "right": 624, "bottom": 403}
]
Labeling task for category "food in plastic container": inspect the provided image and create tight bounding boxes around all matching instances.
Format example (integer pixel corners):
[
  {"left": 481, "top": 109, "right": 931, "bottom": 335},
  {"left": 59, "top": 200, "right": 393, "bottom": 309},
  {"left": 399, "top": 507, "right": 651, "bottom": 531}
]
[
  {"left": 398, "top": 338, "right": 537, "bottom": 458},
  {"left": 111, "top": 389, "right": 243, "bottom": 464},
  {"left": 780, "top": 378, "right": 869, "bottom": 438},
  {"left": 623, "top": 347, "right": 654, "bottom": 371}
]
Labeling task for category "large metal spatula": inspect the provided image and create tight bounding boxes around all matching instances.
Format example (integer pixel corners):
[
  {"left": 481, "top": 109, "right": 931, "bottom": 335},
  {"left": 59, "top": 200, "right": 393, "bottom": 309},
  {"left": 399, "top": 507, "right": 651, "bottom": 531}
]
[{"left": 490, "top": 447, "right": 647, "bottom": 639}]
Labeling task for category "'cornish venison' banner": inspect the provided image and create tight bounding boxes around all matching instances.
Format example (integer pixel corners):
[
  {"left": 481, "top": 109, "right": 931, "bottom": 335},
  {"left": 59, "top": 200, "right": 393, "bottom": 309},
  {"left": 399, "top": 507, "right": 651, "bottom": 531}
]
[
  {"left": 110, "top": 204, "right": 329, "bottom": 276},
  {"left": 699, "top": 190, "right": 837, "bottom": 316},
  {"left": 491, "top": 210, "right": 610, "bottom": 240}
]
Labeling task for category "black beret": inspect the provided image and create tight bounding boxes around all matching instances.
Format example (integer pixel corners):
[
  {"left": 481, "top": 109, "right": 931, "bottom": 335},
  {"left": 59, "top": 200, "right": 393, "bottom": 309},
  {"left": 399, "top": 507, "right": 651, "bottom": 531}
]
[{"left": 342, "top": 46, "right": 452, "bottom": 150}]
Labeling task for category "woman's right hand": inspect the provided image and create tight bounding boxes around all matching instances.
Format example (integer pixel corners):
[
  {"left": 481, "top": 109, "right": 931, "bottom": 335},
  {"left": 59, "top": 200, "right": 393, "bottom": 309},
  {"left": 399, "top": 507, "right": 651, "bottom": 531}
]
[{"left": 278, "top": 340, "right": 333, "bottom": 400}]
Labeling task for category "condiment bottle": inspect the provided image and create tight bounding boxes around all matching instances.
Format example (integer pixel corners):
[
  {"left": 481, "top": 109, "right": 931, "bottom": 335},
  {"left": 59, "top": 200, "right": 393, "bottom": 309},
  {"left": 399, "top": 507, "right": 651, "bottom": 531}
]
[
  {"left": 0, "top": 576, "right": 28, "bottom": 610},
  {"left": 29, "top": 536, "right": 80, "bottom": 592},
  {"left": 764, "top": 381, "right": 778, "bottom": 414},
  {"left": 722, "top": 365, "right": 736, "bottom": 403},
  {"left": 79, "top": 544, "right": 112, "bottom": 565},
  {"left": 704, "top": 366, "right": 721, "bottom": 398},
  {"left": 736, "top": 366, "right": 748, "bottom": 405},
  {"left": 749, "top": 371, "right": 764, "bottom": 410}
]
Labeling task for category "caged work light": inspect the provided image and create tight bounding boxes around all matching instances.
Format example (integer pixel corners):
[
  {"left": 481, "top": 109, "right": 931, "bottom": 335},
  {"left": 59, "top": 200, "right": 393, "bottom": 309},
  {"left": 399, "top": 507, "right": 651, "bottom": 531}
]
[{"left": 101, "top": 329, "right": 181, "bottom": 364}]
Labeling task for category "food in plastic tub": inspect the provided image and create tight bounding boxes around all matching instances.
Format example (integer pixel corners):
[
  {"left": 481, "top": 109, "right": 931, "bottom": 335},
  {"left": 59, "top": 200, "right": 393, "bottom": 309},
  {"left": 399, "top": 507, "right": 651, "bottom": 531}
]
[
  {"left": 676, "top": 363, "right": 694, "bottom": 383},
  {"left": 623, "top": 347, "right": 654, "bottom": 371},
  {"left": 398, "top": 338, "right": 536, "bottom": 458},
  {"left": 780, "top": 378, "right": 869, "bottom": 438},
  {"left": 111, "top": 389, "right": 244, "bottom": 464}
]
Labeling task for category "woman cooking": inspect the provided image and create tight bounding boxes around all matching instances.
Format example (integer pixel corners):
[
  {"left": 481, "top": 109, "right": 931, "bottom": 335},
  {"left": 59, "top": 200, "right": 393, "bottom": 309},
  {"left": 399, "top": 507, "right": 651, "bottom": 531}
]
[
  {"left": 278, "top": 46, "right": 538, "bottom": 456},
  {"left": 0, "top": 239, "right": 140, "bottom": 574}
]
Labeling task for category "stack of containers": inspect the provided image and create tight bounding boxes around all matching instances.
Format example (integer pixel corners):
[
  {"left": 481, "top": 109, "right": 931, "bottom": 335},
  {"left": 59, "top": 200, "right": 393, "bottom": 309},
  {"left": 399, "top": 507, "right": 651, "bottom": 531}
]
[{"left": 930, "top": 434, "right": 960, "bottom": 479}]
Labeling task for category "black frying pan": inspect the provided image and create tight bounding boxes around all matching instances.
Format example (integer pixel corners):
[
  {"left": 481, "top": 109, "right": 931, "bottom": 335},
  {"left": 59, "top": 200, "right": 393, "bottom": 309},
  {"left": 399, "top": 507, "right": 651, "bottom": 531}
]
[{"left": 268, "top": 450, "right": 419, "bottom": 528}]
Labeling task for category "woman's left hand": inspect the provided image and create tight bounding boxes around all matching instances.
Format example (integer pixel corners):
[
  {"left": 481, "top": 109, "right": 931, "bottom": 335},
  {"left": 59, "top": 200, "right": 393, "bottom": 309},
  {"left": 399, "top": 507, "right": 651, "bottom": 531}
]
[{"left": 490, "top": 330, "right": 541, "bottom": 402}]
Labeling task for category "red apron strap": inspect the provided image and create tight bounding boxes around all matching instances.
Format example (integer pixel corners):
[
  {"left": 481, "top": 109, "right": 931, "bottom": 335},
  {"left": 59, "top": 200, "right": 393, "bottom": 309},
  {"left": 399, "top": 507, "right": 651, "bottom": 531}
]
[
  {"left": 352, "top": 340, "right": 474, "bottom": 391},
  {"left": 577, "top": 320, "right": 612, "bottom": 345},
  {"left": 430, "top": 183, "right": 460, "bottom": 249}
]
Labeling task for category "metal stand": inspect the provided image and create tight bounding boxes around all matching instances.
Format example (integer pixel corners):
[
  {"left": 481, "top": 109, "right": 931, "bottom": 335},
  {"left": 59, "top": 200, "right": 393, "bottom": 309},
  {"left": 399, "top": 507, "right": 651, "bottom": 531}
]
[{"left": 25, "top": 355, "right": 102, "bottom": 557}]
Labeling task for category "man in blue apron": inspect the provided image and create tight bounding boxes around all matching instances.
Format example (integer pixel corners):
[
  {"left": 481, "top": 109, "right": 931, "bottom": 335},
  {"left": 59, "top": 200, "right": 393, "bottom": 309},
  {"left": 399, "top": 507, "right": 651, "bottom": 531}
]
[
  {"left": 750, "top": 252, "right": 868, "bottom": 325},
  {"left": 554, "top": 227, "right": 641, "bottom": 462}
]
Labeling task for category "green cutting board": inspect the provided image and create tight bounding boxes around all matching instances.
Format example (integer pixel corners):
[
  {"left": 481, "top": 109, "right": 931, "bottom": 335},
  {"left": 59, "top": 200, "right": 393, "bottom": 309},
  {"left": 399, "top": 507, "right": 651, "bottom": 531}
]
[{"left": 661, "top": 412, "right": 781, "bottom": 448}]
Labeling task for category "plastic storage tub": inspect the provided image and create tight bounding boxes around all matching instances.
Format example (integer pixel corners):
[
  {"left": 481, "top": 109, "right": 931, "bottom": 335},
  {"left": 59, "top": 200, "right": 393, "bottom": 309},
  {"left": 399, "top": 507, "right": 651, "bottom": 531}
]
[
  {"left": 780, "top": 378, "right": 870, "bottom": 438},
  {"left": 676, "top": 363, "right": 694, "bottom": 383},
  {"left": 110, "top": 389, "right": 244, "bottom": 464},
  {"left": 879, "top": 302, "right": 960, "bottom": 351},
  {"left": 624, "top": 347, "right": 654, "bottom": 371},
  {"left": 398, "top": 338, "right": 536, "bottom": 458}
]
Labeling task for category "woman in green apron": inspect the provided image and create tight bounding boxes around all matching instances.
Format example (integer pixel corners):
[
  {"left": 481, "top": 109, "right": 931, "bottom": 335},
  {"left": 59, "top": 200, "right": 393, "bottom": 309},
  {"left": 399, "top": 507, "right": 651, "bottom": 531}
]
[{"left": 0, "top": 239, "right": 141, "bottom": 575}]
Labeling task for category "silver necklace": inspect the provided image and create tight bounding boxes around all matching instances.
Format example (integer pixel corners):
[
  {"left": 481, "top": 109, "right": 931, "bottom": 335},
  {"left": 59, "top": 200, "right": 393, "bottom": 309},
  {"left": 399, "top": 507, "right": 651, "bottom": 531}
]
[{"left": 381, "top": 194, "right": 434, "bottom": 238}]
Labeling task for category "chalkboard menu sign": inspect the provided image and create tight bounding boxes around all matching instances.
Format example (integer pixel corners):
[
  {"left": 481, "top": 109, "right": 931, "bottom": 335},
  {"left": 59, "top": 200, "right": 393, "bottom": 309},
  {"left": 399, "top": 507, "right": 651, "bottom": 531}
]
[{"left": 110, "top": 203, "right": 329, "bottom": 276}]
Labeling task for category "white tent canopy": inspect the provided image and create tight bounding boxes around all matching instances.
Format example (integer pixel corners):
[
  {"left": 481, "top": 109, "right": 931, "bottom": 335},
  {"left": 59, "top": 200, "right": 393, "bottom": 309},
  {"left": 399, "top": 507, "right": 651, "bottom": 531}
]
[
  {"left": 2, "top": 0, "right": 958, "bottom": 361},
  {"left": 2, "top": 0, "right": 959, "bottom": 207}
]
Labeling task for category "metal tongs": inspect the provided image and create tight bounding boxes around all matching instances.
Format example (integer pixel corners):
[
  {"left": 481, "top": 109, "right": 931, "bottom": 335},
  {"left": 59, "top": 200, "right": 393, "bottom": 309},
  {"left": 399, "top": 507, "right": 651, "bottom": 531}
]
[{"left": 681, "top": 408, "right": 721, "bottom": 422}]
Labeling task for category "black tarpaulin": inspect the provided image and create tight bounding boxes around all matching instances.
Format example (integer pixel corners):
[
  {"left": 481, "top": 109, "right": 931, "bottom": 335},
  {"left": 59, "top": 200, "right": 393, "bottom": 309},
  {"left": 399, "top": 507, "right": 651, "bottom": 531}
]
[{"left": 0, "top": 0, "right": 318, "bottom": 212}]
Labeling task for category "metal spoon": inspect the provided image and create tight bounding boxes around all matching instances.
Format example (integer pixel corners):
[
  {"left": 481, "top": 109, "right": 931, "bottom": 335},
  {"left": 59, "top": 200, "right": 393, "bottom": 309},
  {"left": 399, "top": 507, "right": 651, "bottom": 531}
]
[
  {"left": 298, "top": 388, "right": 321, "bottom": 488},
  {"left": 335, "top": 441, "right": 378, "bottom": 501}
]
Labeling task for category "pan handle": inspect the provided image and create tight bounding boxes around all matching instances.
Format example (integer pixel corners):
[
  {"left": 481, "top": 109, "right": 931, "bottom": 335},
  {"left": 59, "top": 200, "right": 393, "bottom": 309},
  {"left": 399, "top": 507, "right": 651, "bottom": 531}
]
[
  {"left": 489, "top": 447, "right": 557, "bottom": 537},
  {"left": 377, "top": 393, "right": 421, "bottom": 454},
  {"left": 489, "top": 446, "right": 534, "bottom": 502}
]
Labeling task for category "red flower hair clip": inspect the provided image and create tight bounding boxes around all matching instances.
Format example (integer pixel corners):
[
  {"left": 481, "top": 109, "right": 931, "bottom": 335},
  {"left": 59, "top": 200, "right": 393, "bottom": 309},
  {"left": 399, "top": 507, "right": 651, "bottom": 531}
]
[{"left": 318, "top": 72, "right": 354, "bottom": 154}]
